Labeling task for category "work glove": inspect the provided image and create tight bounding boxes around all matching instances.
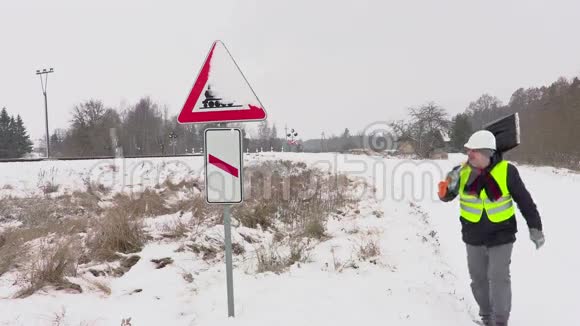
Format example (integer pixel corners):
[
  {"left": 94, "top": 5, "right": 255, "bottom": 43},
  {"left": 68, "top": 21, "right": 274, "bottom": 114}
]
[{"left": 529, "top": 228, "right": 545, "bottom": 250}]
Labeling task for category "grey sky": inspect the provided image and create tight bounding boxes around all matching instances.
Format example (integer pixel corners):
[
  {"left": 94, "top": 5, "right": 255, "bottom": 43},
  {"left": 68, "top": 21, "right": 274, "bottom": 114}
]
[{"left": 1, "top": 0, "right": 579, "bottom": 142}]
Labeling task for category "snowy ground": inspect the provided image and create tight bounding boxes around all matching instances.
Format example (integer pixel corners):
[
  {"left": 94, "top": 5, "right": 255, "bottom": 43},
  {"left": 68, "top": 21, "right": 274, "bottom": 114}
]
[{"left": 0, "top": 152, "right": 577, "bottom": 325}]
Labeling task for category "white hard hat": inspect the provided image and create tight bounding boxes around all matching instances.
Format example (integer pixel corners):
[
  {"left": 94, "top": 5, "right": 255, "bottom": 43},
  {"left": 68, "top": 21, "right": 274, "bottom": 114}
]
[{"left": 464, "top": 130, "right": 496, "bottom": 150}]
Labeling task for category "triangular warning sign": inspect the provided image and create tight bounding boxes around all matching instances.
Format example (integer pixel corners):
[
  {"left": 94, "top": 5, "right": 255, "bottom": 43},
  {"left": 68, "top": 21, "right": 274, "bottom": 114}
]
[{"left": 178, "top": 40, "right": 267, "bottom": 124}]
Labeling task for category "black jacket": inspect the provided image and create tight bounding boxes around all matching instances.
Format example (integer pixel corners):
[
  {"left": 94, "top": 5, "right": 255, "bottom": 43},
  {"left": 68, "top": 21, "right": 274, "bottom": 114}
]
[{"left": 441, "top": 154, "right": 543, "bottom": 247}]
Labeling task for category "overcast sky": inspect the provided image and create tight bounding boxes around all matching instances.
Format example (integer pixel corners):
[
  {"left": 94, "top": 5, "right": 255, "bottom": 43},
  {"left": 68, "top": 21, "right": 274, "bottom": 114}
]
[{"left": 1, "top": 0, "right": 579, "bottom": 142}]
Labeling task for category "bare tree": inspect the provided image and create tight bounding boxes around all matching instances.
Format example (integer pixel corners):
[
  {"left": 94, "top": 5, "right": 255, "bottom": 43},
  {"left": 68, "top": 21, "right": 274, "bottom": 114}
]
[
  {"left": 407, "top": 102, "right": 449, "bottom": 158},
  {"left": 466, "top": 94, "right": 504, "bottom": 130},
  {"left": 121, "top": 97, "right": 164, "bottom": 155},
  {"left": 61, "top": 100, "right": 121, "bottom": 156},
  {"left": 389, "top": 119, "right": 413, "bottom": 140}
]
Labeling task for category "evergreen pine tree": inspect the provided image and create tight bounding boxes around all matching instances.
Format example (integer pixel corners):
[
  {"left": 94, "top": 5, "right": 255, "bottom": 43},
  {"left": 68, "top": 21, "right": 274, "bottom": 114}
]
[
  {"left": 450, "top": 113, "right": 473, "bottom": 151},
  {"left": 15, "top": 115, "right": 33, "bottom": 157},
  {"left": 7, "top": 116, "right": 16, "bottom": 157},
  {"left": 0, "top": 108, "right": 10, "bottom": 158}
]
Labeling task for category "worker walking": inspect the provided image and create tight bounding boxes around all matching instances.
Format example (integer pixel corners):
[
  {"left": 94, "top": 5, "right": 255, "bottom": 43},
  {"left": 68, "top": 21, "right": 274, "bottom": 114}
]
[{"left": 438, "top": 130, "right": 545, "bottom": 326}]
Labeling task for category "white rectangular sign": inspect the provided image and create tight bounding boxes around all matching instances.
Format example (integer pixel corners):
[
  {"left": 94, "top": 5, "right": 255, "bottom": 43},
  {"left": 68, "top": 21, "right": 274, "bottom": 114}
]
[{"left": 205, "top": 128, "right": 243, "bottom": 204}]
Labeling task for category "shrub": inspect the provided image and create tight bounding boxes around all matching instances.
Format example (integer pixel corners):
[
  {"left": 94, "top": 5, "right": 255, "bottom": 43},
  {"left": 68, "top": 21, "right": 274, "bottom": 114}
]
[
  {"left": 15, "top": 239, "right": 79, "bottom": 298},
  {"left": 86, "top": 205, "right": 146, "bottom": 262},
  {"left": 356, "top": 236, "right": 381, "bottom": 261}
]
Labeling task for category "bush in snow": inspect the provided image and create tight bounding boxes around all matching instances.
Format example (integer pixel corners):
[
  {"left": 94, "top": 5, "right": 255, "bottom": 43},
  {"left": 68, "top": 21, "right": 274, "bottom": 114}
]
[
  {"left": 111, "top": 190, "right": 170, "bottom": 219},
  {"left": 14, "top": 238, "right": 81, "bottom": 298},
  {"left": 86, "top": 204, "right": 147, "bottom": 262},
  {"left": 0, "top": 231, "right": 29, "bottom": 276},
  {"left": 356, "top": 235, "right": 382, "bottom": 261},
  {"left": 234, "top": 161, "right": 357, "bottom": 237}
]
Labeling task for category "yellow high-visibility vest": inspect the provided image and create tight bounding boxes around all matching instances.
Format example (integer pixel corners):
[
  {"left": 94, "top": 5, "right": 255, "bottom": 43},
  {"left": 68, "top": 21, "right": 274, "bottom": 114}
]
[{"left": 459, "top": 160, "right": 515, "bottom": 223}]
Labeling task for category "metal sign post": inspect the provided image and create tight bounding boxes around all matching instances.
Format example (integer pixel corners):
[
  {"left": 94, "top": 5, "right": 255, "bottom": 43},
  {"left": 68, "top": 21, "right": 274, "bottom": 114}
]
[
  {"left": 205, "top": 128, "right": 243, "bottom": 317},
  {"left": 223, "top": 204, "right": 235, "bottom": 317}
]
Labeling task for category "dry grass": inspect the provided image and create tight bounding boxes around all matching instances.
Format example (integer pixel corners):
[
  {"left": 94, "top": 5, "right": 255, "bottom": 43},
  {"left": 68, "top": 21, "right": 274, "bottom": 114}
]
[
  {"left": 302, "top": 215, "right": 327, "bottom": 239},
  {"left": 162, "top": 178, "right": 202, "bottom": 192},
  {"left": 234, "top": 160, "right": 357, "bottom": 243},
  {"left": 255, "top": 240, "right": 311, "bottom": 274},
  {"left": 160, "top": 218, "right": 190, "bottom": 239},
  {"left": 0, "top": 193, "right": 98, "bottom": 228},
  {"left": 37, "top": 168, "right": 60, "bottom": 195},
  {"left": 233, "top": 160, "right": 361, "bottom": 274},
  {"left": 82, "top": 276, "right": 112, "bottom": 296},
  {"left": 112, "top": 189, "right": 170, "bottom": 218},
  {"left": 70, "top": 191, "right": 104, "bottom": 215},
  {"left": 162, "top": 196, "right": 215, "bottom": 239},
  {"left": 41, "top": 182, "right": 60, "bottom": 195},
  {"left": 234, "top": 161, "right": 356, "bottom": 235},
  {"left": 330, "top": 246, "right": 359, "bottom": 272},
  {"left": 356, "top": 236, "right": 381, "bottom": 261},
  {"left": 1, "top": 160, "right": 362, "bottom": 281},
  {"left": 86, "top": 205, "right": 147, "bottom": 262},
  {"left": 255, "top": 243, "right": 288, "bottom": 274},
  {"left": 236, "top": 203, "right": 277, "bottom": 229},
  {"left": 4, "top": 217, "right": 87, "bottom": 241},
  {"left": 82, "top": 174, "right": 111, "bottom": 196},
  {"left": 0, "top": 232, "right": 29, "bottom": 276},
  {"left": 288, "top": 240, "right": 311, "bottom": 265},
  {"left": 14, "top": 239, "right": 80, "bottom": 298},
  {"left": 0, "top": 216, "right": 88, "bottom": 277},
  {"left": 2, "top": 197, "right": 59, "bottom": 226},
  {"left": 169, "top": 193, "right": 219, "bottom": 221},
  {"left": 0, "top": 187, "right": 153, "bottom": 267}
]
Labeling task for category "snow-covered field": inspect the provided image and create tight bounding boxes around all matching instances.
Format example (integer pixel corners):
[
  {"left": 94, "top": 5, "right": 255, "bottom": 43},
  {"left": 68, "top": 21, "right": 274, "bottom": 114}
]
[{"left": 0, "top": 152, "right": 577, "bottom": 325}]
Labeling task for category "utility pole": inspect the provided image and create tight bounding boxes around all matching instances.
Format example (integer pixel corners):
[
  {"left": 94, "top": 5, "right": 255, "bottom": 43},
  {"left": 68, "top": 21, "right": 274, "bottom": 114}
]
[{"left": 36, "top": 68, "right": 54, "bottom": 158}]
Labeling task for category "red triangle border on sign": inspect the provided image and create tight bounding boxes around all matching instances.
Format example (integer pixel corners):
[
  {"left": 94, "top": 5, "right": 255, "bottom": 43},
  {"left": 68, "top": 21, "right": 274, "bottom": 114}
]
[{"left": 177, "top": 41, "right": 267, "bottom": 124}]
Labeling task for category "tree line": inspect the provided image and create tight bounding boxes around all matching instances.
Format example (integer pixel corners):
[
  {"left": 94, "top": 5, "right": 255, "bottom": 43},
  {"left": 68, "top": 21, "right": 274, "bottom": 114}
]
[
  {"left": 459, "top": 76, "right": 580, "bottom": 168},
  {"left": 0, "top": 107, "right": 33, "bottom": 158},
  {"left": 47, "top": 97, "right": 291, "bottom": 157},
  {"left": 383, "top": 74, "right": 580, "bottom": 169},
  {"left": 3, "top": 74, "right": 579, "bottom": 168}
]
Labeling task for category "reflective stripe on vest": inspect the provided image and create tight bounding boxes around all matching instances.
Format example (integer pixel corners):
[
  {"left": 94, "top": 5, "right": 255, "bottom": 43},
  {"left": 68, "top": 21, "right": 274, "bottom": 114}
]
[{"left": 458, "top": 160, "right": 515, "bottom": 223}]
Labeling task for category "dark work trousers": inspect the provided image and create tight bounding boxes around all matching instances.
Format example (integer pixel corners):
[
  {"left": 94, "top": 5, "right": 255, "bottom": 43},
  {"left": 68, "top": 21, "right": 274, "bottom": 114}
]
[{"left": 466, "top": 243, "right": 514, "bottom": 325}]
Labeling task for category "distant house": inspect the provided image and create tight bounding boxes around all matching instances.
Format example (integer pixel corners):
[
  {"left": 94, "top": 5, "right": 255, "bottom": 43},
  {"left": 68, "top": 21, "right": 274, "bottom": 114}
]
[
  {"left": 430, "top": 148, "right": 449, "bottom": 159},
  {"left": 396, "top": 136, "right": 416, "bottom": 155}
]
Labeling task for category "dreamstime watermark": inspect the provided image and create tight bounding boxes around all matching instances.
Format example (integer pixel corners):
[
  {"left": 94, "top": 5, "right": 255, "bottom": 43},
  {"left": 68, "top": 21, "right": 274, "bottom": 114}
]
[
  {"left": 79, "top": 157, "right": 447, "bottom": 204},
  {"left": 78, "top": 122, "right": 449, "bottom": 204},
  {"left": 361, "top": 121, "right": 398, "bottom": 153}
]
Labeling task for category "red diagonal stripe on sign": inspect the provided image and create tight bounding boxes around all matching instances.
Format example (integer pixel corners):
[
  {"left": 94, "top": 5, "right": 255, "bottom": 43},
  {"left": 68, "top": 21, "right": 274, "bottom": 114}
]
[{"left": 208, "top": 154, "right": 239, "bottom": 178}]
